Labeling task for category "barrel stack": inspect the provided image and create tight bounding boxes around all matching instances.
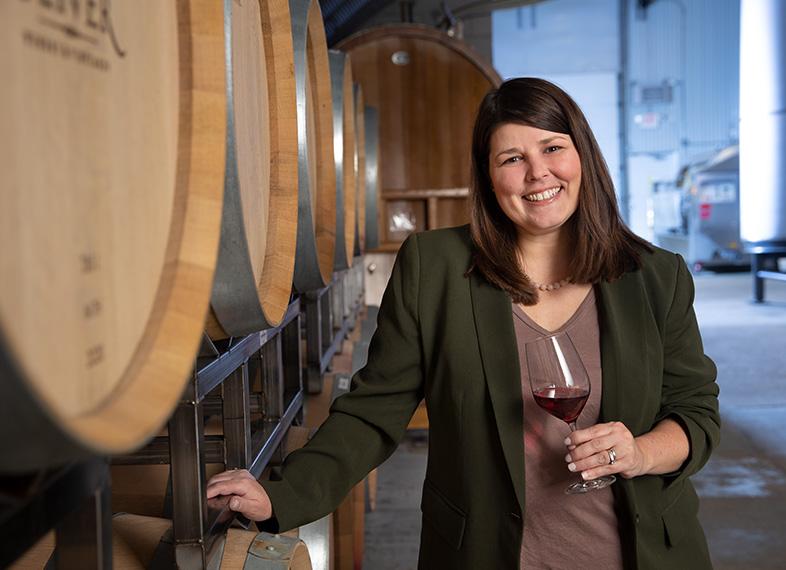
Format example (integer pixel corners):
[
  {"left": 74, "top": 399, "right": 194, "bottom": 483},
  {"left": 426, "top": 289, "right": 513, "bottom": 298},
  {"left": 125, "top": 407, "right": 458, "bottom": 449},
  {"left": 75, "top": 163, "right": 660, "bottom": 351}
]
[{"left": 1, "top": 0, "right": 374, "bottom": 568}]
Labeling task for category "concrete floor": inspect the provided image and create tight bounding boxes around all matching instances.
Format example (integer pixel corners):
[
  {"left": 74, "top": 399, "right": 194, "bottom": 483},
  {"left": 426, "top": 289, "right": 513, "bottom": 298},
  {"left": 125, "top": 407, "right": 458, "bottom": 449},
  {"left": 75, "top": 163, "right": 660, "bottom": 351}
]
[{"left": 362, "top": 270, "right": 786, "bottom": 570}]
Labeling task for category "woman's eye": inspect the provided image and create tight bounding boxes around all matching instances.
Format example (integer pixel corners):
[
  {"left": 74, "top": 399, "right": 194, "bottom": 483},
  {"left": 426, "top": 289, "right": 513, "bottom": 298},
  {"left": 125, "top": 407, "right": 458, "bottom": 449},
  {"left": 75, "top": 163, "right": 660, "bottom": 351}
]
[
  {"left": 545, "top": 146, "right": 561, "bottom": 153},
  {"left": 502, "top": 156, "right": 520, "bottom": 165}
]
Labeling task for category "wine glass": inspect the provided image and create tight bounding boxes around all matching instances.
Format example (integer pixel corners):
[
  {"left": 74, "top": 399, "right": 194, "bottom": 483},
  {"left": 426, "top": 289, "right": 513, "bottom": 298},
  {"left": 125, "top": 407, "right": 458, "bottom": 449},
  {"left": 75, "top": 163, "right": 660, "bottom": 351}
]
[{"left": 525, "top": 331, "right": 615, "bottom": 494}]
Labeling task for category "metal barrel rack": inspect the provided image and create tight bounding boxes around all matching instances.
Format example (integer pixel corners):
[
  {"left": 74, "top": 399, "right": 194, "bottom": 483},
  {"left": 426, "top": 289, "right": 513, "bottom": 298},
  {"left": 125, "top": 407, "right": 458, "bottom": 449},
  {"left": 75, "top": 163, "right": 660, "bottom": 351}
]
[
  {"left": 304, "top": 262, "right": 365, "bottom": 394},
  {"left": 123, "top": 299, "right": 305, "bottom": 569},
  {"left": 2, "top": 264, "right": 366, "bottom": 569},
  {"left": 0, "top": 458, "right": 113, "bottom": 570}
]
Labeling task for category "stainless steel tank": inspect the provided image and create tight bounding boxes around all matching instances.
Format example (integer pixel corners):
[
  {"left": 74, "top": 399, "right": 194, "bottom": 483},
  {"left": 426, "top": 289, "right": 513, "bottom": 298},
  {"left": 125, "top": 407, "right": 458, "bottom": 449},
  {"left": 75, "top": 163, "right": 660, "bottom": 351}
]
[{"left": 740, "top": 0, "right": 786, "bottom": 247}]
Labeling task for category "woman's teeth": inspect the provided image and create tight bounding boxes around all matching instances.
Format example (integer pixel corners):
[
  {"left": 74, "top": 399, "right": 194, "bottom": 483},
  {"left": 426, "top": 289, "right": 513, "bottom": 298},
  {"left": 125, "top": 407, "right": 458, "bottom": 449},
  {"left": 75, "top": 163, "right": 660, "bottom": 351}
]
[{"left": 524, "top": 186, "right": 561, "bottom": 202}]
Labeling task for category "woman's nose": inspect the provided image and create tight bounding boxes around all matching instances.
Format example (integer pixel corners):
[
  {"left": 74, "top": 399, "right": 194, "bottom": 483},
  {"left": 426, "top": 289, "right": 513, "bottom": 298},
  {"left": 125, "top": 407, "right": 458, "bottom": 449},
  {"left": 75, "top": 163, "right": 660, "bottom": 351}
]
[{"left": 526, "top": 157, "right": 549, "bottom": 180}]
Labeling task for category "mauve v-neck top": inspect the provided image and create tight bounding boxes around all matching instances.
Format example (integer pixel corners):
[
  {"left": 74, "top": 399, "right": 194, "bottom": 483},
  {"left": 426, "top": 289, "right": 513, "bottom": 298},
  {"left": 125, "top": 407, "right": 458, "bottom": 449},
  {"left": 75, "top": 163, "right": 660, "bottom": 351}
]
[{"left": 513, "top": 289, "right": 624, "bottom": 570}]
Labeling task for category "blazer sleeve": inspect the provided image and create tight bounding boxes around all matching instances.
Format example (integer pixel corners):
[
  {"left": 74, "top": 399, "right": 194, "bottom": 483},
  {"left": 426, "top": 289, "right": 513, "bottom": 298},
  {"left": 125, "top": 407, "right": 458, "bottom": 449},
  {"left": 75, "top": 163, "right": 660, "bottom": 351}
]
[
  {"left": 260, "top": 233, "right": 426, "bottom": 532},
  {"left": 655, "top": 254, "right": 720, "bottom": 484}
]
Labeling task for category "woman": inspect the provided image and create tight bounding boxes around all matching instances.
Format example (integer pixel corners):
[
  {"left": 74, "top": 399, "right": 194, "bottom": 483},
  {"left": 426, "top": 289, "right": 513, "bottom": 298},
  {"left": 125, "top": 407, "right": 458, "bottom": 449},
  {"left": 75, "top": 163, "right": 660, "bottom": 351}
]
[{"left": 207, "top": 78, "right": 720, "bottom": 569}]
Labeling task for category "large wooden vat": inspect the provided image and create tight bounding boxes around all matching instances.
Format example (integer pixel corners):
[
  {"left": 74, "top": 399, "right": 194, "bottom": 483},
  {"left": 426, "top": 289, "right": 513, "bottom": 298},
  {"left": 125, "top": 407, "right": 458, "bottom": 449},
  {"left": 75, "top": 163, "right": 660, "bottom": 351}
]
[
  {"left": 291, "top": 0, "right": 337, "bottom": 291},
  {"left": 336, "top": 25, "right": 502, "bottom": 248},
  {"left": 0, "top": 1, "right": 226, "bottom": 471},
  {"left": 205, "top": 0, "right": 299, "bottom": 339}
]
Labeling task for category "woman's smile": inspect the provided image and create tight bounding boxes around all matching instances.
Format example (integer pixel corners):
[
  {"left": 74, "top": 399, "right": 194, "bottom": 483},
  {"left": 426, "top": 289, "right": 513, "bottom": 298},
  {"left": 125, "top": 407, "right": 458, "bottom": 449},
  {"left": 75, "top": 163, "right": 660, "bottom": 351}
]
[{"left": 524, "top": 185, "right": 563, "bottom": 202}]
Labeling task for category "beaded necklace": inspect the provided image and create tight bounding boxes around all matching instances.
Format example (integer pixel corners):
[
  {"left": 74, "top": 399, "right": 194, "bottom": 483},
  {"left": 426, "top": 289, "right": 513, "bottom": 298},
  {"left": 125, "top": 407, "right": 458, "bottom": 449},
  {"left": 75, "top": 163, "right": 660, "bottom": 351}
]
[{"left": 532, "top": 277, "right": 571, "bottom": 291}]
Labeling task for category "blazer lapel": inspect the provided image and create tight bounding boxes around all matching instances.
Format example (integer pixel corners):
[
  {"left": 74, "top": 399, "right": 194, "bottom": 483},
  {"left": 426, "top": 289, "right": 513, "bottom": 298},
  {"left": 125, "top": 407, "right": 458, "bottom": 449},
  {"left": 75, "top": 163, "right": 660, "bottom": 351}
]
[
  {"left": 596, "top": 276, "right": 652, "bottom": 429},
  {"left": 469, "top": 273, "right": 528, "bottom": 513}
]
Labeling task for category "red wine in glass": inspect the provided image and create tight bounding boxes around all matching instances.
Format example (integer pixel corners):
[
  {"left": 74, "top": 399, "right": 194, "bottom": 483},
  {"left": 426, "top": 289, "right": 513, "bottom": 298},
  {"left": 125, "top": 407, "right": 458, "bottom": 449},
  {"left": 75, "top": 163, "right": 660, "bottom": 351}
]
[
  {"left": 526, "top": 332, "right": 615, "bottom": 494},
  {"left": 533, "top": 387, "right": 589, "bottom": 424}
]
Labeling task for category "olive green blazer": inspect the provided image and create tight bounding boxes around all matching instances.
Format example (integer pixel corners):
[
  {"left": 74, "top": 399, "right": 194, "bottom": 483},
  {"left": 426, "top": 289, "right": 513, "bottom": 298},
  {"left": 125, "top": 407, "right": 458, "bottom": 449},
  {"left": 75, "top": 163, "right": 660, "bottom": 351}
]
[{"left": 263, "top": 225, "right": 720, "bottom": 570}]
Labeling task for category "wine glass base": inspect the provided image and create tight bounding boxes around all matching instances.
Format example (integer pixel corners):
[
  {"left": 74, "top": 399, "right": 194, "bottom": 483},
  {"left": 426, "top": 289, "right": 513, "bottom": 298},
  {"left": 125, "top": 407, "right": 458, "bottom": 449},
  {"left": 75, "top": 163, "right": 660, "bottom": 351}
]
[{"left": 565, "top": 474, "right": 616, "bottom": 495}]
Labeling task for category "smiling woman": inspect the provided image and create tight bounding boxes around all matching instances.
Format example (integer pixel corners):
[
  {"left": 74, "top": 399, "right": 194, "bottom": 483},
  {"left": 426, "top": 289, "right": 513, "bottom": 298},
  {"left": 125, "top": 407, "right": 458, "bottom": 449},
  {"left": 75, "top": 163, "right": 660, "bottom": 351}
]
[{"left": 205, "top": 78, "right": 720, "bottom": 570}]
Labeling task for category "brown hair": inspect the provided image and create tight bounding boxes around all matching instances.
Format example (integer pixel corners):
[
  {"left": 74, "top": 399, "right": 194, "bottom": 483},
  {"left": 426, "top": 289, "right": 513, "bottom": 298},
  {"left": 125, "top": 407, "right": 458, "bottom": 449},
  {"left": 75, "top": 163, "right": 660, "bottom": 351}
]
[{"left": 467, "top": 77, "right": 652, "bottom": 304}]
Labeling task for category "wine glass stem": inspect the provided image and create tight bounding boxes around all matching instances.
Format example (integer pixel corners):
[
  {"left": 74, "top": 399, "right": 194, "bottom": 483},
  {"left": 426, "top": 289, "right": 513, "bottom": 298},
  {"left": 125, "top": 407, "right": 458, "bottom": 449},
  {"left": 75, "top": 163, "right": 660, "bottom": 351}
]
[{"left": 568, "top": 422, "right": 578, "bottom": 433}]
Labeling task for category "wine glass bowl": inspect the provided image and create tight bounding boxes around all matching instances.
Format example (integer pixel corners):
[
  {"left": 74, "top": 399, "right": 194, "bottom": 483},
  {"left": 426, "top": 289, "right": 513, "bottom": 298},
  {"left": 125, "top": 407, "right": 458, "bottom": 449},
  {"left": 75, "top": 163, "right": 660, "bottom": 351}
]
[
  {"left": 532, "top": 386, "right": 589, "bottom": 426},
  {"left": 525, "top": 331, "right": 615, "bottom": 494}
]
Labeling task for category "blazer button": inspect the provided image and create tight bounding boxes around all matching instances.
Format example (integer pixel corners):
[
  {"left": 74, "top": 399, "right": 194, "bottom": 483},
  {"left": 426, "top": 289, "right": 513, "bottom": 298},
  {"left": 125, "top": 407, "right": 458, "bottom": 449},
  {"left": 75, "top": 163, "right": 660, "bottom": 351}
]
[{"left": 635, "top": 514, "right": 640, "bottom": 524}]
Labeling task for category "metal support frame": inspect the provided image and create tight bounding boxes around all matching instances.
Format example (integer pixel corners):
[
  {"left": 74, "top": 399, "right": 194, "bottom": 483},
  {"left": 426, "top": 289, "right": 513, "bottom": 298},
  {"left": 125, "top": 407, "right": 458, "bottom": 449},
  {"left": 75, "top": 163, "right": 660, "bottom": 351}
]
[
  {"left": 331, "top": 272, "right": 346, "bottom": 334},
  {"left": 0, "top": 458, "right": 112, "bottom": 569},
  {"left": 174, "top": 300, "right": 304, "bottom": 569},
  {"left": 248, "top": 318, "right": 304, "bottom": 476},
  {"left": 108, "top": 299, "right": 304, "bottom": 569},
  {"left": 749, "top": 247, "right": 786, "bottom": 302},
  {"left": 304, "top": 286, "right": 332, "bottom": 394},
  {"left": 168, "top": 388, "right": 214, "bottom": 568},
  {"left": 222, "top": 365, "right": 251, "bottom": 471},
  {"left": 304, "top": 271, "right": 357, "bottom": 394},
  {"left": 54, "top": 474, "right": 113, "bottom": 570}
]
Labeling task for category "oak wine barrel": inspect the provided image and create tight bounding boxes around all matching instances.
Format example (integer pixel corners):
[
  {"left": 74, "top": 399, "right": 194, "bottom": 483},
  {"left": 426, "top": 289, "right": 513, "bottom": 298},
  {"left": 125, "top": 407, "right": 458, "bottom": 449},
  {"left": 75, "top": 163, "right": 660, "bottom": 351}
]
[
  {"left": 290, "top": 0, "right": 337, "bottom": 292},
  {"left": 205, "top": 0, "right": 299, "bottom": 339},
  {"left": 114, "top": 515, "right": 312, "bottom": 570},
  {"left": 0, "top": 0, "right": 226, "bottom": 472},
  {"left": 353, "top": 82, "right": 367, "bottom": 256},
  {"left": 9, "top": 514, "right": 312, "bottom": 570},
  {"left": 327, "top": 49, "right": 356, "bottom": 272},
  {"left": 364, "top": 106, "right": 381, "bottom": 250}
]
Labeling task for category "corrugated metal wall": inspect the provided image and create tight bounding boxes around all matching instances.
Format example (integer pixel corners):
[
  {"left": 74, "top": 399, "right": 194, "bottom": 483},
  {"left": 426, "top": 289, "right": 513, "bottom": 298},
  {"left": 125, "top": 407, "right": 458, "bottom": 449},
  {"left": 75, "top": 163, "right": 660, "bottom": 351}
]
[
  {"left": 490, "top": 0, "right": 625, "bottom": 216},
  {"left": 491, "top": 0, "right": 619, "bottom": 76},
  {"left": 492, "top": 0, "right": 740, "bottom": 162},
  {"left": 627, "top": 0, "right": 740, "bottom": 161}
]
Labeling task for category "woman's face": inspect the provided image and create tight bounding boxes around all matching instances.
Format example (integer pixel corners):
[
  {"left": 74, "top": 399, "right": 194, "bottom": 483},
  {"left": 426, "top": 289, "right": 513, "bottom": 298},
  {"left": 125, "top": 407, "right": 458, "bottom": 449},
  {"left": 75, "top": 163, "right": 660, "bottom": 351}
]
[{"left": 488, "top": 122, "right": 582, "bottom": 241}]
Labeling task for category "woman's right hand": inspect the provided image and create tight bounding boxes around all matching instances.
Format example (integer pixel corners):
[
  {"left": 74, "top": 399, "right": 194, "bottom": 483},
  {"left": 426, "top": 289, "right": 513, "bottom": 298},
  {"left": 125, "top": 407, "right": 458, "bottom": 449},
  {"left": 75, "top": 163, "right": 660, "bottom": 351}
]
[{"left": 206, "top": 469, "right": 273, "bottom": 522}]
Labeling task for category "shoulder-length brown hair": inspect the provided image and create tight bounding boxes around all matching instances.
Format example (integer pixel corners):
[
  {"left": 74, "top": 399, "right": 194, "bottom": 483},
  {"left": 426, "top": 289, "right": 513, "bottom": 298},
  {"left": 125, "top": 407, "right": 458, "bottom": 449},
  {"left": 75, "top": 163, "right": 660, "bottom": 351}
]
[{"left": 467, "top": 77, "right": 652, "bottom": 304}]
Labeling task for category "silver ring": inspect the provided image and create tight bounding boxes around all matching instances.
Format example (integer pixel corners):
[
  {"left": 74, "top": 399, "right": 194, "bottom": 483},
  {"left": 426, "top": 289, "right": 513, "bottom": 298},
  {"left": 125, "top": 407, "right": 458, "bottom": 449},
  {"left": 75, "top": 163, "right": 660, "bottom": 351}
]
[{"left": 608, "top": 448, "right": 617, "bottom": 465}]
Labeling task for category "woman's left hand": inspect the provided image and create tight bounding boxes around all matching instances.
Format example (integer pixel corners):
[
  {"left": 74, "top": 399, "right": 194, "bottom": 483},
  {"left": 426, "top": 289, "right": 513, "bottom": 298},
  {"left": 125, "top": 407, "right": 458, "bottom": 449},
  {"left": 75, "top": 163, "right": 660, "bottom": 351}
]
[
  {"left": 564, "top": 421, "right": 646, "bottom": 481},
  {"left": 564, "top": 418, "right": 691, "bottom": 481}
]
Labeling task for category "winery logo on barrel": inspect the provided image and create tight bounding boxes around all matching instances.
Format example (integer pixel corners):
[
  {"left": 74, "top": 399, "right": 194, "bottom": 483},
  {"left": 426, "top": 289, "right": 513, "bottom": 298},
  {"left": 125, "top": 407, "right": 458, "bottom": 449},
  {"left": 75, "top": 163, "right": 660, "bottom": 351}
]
[{"left": 18, "top": 0, "right": 126, "bottom": 71}]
